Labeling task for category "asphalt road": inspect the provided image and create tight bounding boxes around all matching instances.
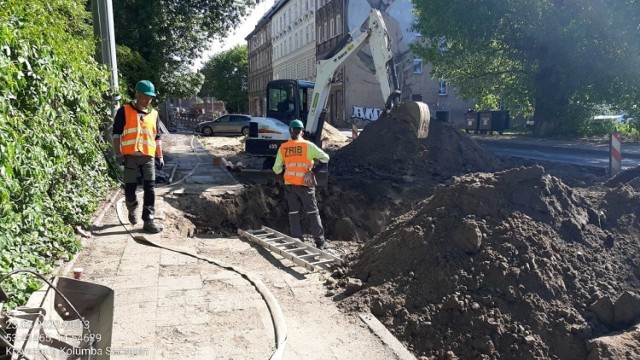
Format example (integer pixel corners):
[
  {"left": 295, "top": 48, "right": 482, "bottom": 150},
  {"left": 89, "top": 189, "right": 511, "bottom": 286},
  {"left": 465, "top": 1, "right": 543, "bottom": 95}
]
[{"left": 470, "top": 135, "right": 640, "bottom": 170}]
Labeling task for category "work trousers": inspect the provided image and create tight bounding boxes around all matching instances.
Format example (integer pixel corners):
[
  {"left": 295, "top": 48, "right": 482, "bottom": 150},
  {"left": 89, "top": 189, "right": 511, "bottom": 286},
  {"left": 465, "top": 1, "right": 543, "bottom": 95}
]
[
  {"left": 123, "top": 155, "right": 156, "bottom": 221},
  {"left": 284, "top": 184, "right": 325, "bottom": 242}
]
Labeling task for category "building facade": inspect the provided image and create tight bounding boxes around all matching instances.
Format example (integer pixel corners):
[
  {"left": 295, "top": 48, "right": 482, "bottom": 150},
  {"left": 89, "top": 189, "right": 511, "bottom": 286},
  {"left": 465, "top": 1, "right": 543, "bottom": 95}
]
[
  {"left": 316, "top": 0, "right": 346, "bottom": 126},
  {"left": 271, "top": 0, "right": 316, "bottom": 82},
  {"left": 245, "top": 0, "right": 473, "bottom": 127},
  {"left": 342, "top": 0, "right": 472, "bottom": 127},
  {"left": 246, "top": 6, "right": 275, "bottom": 116}
]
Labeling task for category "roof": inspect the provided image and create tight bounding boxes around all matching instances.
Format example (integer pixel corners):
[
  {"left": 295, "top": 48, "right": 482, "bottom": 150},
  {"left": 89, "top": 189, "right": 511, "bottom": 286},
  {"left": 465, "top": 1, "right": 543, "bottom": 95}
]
[{"left": 245, "top": 0, "right": 289, "bottom": 40}]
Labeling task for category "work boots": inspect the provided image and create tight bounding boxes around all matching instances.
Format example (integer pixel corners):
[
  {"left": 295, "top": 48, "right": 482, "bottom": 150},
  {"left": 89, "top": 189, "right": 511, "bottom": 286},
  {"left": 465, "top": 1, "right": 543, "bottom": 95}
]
[
  {"left": 128, "top": 212, "right": 139, "bottom": 225},
  {"left": 315, "top": 239, "right": 328, "bottom": 250},
  {"left": 143, "top": 220, "right": 163, "bottom": 234}
]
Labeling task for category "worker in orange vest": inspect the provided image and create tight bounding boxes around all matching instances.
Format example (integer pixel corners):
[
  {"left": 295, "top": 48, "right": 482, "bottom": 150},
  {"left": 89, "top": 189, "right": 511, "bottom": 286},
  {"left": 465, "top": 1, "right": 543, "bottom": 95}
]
[
  {"left": 273, "top": 120, "right": 330, "bottom": 249},
  {"left": 112, "top": 80, "right": 164, "bottom": 234}
]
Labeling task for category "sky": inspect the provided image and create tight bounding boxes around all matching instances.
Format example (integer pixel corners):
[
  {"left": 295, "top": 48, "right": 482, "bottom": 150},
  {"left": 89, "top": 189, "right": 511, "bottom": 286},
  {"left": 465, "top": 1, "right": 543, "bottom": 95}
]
[{"left": 195, "top": 0, "right": 277, "bottom": 69}]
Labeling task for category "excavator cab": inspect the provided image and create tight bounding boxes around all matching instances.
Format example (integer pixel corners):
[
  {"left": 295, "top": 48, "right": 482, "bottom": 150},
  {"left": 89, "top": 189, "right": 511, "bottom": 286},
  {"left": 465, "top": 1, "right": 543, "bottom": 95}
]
[
  {"left": 265, "top": 79, "right": 324, "bottom": 146},
  {"left": 266, "top": 80, "right": 313, "bottom": 125}
]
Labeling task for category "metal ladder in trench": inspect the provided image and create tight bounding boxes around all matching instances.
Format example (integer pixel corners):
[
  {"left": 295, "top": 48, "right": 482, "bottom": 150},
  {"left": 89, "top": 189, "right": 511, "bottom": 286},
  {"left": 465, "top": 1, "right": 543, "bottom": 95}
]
[{"left": 238, "top": 226, "right": 343, "bottom": 271}]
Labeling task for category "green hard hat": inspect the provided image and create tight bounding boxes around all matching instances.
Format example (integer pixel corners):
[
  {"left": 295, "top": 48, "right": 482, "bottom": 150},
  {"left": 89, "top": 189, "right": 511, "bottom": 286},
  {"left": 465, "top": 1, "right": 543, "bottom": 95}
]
[
  {"left": 135, "top": 80, "right": 156, "bottom": 97},
  {"left": 289, "top": 119, "right": 304, "bottom": 129}
]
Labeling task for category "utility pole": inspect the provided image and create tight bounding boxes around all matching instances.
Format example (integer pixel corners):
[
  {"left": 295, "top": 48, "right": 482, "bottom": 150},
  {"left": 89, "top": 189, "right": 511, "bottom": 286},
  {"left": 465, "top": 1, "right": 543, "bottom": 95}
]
[{"left": 91, "top": 0, "right": 119, "bottom": 155}]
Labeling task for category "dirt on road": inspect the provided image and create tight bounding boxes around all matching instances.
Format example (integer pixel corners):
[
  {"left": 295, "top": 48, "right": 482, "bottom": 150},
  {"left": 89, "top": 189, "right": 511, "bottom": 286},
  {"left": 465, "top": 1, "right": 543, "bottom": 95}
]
[{"left": 192, "top": 115, "right": 640, "bottom": 359}]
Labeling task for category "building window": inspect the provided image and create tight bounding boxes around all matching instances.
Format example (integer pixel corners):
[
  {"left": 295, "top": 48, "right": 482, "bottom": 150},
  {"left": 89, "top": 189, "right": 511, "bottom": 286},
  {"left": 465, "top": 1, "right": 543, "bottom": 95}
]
[
  {"left": 336, "top": 14, "right": 342, "bottom": 35},
  {"left": 324, "top": 21, "right": 328, "bottom": 41},
  {"left": 330, "top": 18, "right": 335, "bottom": 38},
  {"left": 438, "top": 80, "right": 448, "bottom": 95},
  {"left": 413, "top": 59, "right": 423, "bottom": 74}
]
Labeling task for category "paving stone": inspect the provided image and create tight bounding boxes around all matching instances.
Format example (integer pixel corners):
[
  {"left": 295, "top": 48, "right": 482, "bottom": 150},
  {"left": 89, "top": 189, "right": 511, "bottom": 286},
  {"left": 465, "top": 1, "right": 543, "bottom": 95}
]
[
  {"left": 159, "top": 249, "right": 198, "bottom": 265},
  {"left": 116, "top": 260, "right": 159, "bottom": 276},
  {"left": 157, "top": 275, "right": 202, "bottom": 291},
  {"left": 110, "top": 272, "right": 158, "bottom": 289},
  {"left": 113, "top": 286, "right": 157, "bottom": 306}
]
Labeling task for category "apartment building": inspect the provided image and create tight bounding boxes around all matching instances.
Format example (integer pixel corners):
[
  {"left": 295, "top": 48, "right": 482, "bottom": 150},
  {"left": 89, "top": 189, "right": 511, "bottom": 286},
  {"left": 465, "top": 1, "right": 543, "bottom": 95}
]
[
  {"left": 246, "top": 0, "right": 472, "bottom": 127},
  {"left": 316, "top": 0, "right": 346, "bottom": 126},
  {"left": 271, "top": 0, "right": 316, "bottom": 82},
  {"left": 246, "top": 6, "right": 276, "bottom": 116}
]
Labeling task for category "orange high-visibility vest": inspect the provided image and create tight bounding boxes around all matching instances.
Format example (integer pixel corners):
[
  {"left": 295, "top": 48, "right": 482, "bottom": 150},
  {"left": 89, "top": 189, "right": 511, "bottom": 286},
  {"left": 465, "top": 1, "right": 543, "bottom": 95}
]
[
  {"left": 120, "top": 104, "right": 158, "bottom": 157},
  {"left": 279, "top": 139, "right": 313, "bottom": 185}
]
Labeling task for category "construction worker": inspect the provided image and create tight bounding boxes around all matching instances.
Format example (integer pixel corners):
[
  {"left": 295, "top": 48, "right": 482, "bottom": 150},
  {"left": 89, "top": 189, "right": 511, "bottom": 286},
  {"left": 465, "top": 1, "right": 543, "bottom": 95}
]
[
  {"left": 112, "top": 80, "right": 164, "bottom": 234},
  {"left": 273, "top": 120, "right": 330, "bottom": 249}
]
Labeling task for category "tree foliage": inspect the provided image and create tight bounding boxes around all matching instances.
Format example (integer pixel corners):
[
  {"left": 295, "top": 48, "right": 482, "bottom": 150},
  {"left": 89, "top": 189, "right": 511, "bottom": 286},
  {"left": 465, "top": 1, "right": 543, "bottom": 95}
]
[
  {"left": 411, "top": 0, "right": 640, "bottom": 136},
  {"left": 112, "top": 0, "right": 260, "bottom": 99},
  {"left": 0, "top": 0, "right": 113, "bottom": 306},
  {"left": 200, "top": 45, "right": 249, "bottom": 113}
]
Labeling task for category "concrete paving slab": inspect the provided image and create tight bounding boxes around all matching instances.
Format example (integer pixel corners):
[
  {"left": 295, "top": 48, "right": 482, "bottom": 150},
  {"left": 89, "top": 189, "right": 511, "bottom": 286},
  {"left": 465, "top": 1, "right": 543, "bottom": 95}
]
[
  {"left": 116, "top": 260, "right": 159, "bottom": 276},
  {"left": 159, "top": 248, "right": 198, "bottom": 265},
  {"left": 157, "top": 275, "right": 202, "bottom": 290},
  {"left": 113, "top": 286, "right": 158, "bottom": 306}
]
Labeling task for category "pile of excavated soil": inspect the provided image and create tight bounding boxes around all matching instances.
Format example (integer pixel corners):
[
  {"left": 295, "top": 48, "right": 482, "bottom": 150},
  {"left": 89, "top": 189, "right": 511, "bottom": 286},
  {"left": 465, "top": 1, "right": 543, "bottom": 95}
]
[
  {"left": 319, "top": 115, "right": 507, "bottom": 242},
  {"left": 331, "top": 113, "right": 503, "bottom": 180},
  {"left": 322, "top": 122, "right": 349, "bottom": 147},
  {"left": 332, "top": 165, "right": 640, "bottom": 359}
]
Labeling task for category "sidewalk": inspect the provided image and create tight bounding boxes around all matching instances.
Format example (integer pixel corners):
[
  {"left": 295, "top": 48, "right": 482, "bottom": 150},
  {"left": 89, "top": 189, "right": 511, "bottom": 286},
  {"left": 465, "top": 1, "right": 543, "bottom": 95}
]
[{"left": 70, "top": 134, "right": 413, "bottom": 359}]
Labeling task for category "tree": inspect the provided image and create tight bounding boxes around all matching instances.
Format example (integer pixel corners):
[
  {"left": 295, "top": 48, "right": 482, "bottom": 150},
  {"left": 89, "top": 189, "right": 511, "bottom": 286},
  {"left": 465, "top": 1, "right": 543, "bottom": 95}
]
[
  {"left": 112, "top": 0, "right": 260, "bottom": 99},
  {"left": 200, "top": 45, "right": 249, "bottom": 113},
  {"left": 411, "top": 0, "right": 640, "bottom": 136}
]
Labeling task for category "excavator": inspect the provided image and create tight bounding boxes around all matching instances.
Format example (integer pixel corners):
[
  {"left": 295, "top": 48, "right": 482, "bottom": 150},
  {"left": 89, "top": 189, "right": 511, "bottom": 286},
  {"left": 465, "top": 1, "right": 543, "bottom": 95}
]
[{"left": 242, "top": 9, "right": 430, "bottom": 182}]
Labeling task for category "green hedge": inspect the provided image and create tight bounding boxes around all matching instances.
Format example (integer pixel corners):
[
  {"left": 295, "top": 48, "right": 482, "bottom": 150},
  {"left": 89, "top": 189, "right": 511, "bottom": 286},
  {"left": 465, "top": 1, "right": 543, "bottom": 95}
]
[{"left": 0, "top": 0, "right": 113, "bottom": 307}]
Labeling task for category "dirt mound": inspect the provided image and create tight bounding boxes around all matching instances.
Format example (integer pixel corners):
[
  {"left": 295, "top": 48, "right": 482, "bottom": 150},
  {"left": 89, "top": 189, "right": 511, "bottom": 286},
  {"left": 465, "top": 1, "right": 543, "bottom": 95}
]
[
  {"left": 322, "top": 122, "right": 349, "bottom": 146},
  {"left": 334, "top": 166, "right": 640, "bottom": 359},
  {"left": 318, "top": 115, "right": 506, "bottom": 241},
  {"left": 331, "top": 113, "right": 503, "bottom": 179}
]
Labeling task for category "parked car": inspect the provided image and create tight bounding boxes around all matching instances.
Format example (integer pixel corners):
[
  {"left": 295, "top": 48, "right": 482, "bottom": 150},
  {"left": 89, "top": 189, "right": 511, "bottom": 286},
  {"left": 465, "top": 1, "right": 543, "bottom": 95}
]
[{"left": 195, "top": 114, "right": 252, "bottom": 136}]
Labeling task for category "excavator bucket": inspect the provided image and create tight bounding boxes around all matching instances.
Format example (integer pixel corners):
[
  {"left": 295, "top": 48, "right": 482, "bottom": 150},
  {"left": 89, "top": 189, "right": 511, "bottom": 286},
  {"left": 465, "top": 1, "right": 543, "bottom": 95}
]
[{"left": 389, "top": 100, "right": 431, "bottom": 139}]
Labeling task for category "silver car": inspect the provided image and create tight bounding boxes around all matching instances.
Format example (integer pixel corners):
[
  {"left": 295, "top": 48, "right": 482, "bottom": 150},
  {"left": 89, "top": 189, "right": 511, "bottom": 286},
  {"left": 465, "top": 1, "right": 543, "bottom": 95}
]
[{"left": 196, "top": 114, "right": 251, "bottom": 136}]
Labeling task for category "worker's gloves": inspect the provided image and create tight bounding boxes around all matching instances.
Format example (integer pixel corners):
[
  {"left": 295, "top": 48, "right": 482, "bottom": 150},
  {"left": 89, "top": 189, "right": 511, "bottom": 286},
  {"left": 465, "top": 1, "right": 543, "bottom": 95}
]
[{"left": 155, "top": 157, "right": 165, "bottom": 170}]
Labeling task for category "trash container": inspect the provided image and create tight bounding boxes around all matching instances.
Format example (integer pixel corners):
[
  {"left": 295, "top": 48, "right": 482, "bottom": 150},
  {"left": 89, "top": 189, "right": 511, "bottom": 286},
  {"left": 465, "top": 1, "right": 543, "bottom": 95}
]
[
  {"left": 478, "top": 111, "right": 492, "bottom": 134},
  {"left": 490, "top": 110, "right": 510, "bottom": 134},
  {"left": 464, "top": 112, "right": 479, "bottom": 134}
]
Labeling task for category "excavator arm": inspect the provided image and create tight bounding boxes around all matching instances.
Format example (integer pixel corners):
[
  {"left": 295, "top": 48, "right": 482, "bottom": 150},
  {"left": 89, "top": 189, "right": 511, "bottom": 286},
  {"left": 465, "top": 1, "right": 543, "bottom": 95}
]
[{"left": 306, "top": 8, "right": 426, "bottom": 142}]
